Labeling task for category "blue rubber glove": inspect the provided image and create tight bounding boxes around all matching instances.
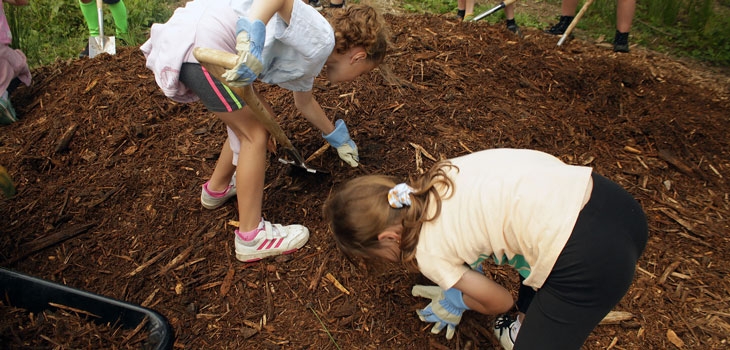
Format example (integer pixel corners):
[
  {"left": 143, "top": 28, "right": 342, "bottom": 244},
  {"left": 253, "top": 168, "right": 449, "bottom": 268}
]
[
  {"left": 322, "top": 119, "right": 359, "bottom": 167},
  {"left": 221, "top": 18, "right": 266, "bottom": 87},
  {"left": 412, "top": 285, "right": 470, "bottom": 340}
]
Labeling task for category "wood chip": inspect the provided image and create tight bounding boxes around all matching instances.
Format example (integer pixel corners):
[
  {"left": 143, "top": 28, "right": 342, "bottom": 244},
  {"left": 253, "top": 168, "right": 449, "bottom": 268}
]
[
  {"left": 658, "top": 260, "right": 682, "bottom": 285},
  {"left": 599, "top": 311, "right": 635, "bottom": 325},
  {"left": 666, "top": 329, "right": 685, "bottom": 348},
  {"left": 220, "top": 265, "right": 236, "bottom": 297},
  {"left": 325, "top": 273, "right": 350, "bottom": 295}
]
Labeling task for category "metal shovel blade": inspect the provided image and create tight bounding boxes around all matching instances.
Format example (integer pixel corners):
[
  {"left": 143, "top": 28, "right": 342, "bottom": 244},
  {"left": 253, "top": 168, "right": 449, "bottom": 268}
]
[
  {"left": 88, "top": 35, "right": 116, "bottom": 58},
  {"left": 88, "top": 0, "right": 115, "bottom": 58}
]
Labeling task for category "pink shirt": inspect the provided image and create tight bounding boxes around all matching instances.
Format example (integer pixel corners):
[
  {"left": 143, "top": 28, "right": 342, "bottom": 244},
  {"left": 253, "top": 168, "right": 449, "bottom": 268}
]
[
  {"left": 0, "top": 3, "right": 31, "bottom": 94},
  {"left": 1, "top": 5, "right": 12, "bottom": 45}
]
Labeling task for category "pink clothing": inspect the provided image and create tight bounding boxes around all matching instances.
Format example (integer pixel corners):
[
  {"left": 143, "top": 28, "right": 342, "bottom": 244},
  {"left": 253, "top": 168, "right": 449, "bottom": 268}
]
[
  {"left": 0, "top": 5, "right": 31, "bottom": 94},
  {"left": 1, "top": 5, "right": 11, "bottom": 45},
  {"left": 140, "top": 0, "right": 235, "bottom": 103},
  {"left": 0, "top": 45, "right": 30, "bottom": 93}
]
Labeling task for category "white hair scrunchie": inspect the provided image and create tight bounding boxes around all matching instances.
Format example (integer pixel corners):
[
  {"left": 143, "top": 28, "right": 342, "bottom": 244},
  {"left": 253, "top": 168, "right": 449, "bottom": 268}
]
[{"left": 388, "top": 183, "right": 414, "bottom": 208}]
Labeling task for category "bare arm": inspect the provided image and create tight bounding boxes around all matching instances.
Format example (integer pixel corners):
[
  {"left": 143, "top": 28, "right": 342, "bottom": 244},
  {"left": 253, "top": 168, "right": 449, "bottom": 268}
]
[
  {"left": 292, "top": 90, "right": 335, "bottom": 134},
  {"left": 248, "top": 0, "right": 294, "bottom": 24},
  {"left": 453, "top": 269, "right": 515, "bottom": 315}
]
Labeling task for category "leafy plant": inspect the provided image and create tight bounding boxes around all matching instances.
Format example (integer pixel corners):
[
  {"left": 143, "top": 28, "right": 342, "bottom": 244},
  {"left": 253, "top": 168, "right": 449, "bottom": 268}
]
[{"left": 5, "top": 0, "right": 177, "bottom": 68}]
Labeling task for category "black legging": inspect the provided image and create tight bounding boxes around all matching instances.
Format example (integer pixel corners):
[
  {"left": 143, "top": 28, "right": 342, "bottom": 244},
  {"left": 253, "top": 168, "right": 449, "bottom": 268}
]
[{"left": 513, "top": 173, "right": 648, "bottom": 349}]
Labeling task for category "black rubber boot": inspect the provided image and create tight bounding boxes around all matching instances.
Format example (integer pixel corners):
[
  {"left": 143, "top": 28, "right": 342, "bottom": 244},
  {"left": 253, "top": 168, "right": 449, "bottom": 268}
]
[
  {"left": 506, "top": 19, "right": 522, "bottom": 38},
  {"left": 545, "top": 16, "right": 574, "bottom": 35},
  {"left": 613, "top": 30, "right": 630, "bottom": 53}
]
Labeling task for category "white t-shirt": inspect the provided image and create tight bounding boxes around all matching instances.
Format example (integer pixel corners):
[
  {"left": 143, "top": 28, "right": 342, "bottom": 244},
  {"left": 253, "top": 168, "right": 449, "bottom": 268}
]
[
  {"left": 141, "top": 0, "right": 335, "bottom": 102},
  {"left": 415, "top": 149, "right": 593, "bottom": 290}
]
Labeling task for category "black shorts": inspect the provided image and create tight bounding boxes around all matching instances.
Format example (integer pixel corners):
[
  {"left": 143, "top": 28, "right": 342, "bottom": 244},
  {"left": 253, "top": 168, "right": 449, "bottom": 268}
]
[
  {"left": 514, "top": 173, "right": 648, "bottom": 349},
  {"left": 178, "top": 63, "right": 246, "bottom": 113}
]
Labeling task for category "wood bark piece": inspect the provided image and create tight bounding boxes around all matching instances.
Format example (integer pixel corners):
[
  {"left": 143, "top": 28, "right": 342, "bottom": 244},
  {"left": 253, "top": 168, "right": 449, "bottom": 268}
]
[
  {"left": 325, "top": 273, "right": 350, "bottom": 295},
  {"left": 658, "top": 260, "right": 682, "bottom": 285},
  {"left": 156, "top": 246, "right": 194, "bottom": 277},
  {"left": 599, "top": 311, "right": 635, "bottom": 325},
  {"left": 659, "top": 208, "right": 703, "bottom": 237},
  {"left": 8, "top": 222, "right": 97, "bottom": 264},
  {"left": 54, "top": 123, "right": 79, "bottom": 153},
  {"left": 219, "top": 264, "right": 235, "bottom": 297},
  {"left": 657, "top": 148, "right": 696, "bottom": 177},
  {"left": 128, "top": 245, "right": 176, "bottom": 276},
  {"left": 309, "top": 258, "right": 328, "bottom": 291}
]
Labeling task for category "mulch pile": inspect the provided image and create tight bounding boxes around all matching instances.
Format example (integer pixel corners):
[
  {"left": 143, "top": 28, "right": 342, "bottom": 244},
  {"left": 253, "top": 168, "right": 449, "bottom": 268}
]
[{"left": 1, "top": 13, "right": 728, "bottom": 349}]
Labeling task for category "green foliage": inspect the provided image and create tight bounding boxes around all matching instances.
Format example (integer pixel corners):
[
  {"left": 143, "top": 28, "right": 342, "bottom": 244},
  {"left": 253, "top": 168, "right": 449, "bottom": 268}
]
[
  {"left": 646, "top": 0, "right": 681, "bottom": 26},
  {"left": 402, "top": 0, "right": 457, "bottom": 14},
  {"left": 5, "top": 0, "right": 177, "bottom": 69},
  {"left": 687, "top": 0, "right": 713, "bottom": 30},
  {"left": 577, "top": 0, "right": 730, "bottom": 65}
]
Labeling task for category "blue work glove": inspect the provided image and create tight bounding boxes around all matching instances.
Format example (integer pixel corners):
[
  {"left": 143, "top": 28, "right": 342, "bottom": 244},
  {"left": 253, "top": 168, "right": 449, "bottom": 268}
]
[
  {"left": 221, "top": 17, "right": 266, "bottom": 87},
  {"left": 411, "top": 285, "right": 470, "bottom": 340},
  {"left": 322, "top": 119, "right": 359, "bottom": 167}
]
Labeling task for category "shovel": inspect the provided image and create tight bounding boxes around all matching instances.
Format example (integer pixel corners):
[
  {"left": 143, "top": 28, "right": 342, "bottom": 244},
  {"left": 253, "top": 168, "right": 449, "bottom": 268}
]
[
  {"left": 88, "top": 0, "right": 116, "bottom": 58},
  {"left": 192, "top": 47, "right": 326, "bottom": 174},
  {"left": 472, "top": 0, "right": 517, "bottom": 22}
]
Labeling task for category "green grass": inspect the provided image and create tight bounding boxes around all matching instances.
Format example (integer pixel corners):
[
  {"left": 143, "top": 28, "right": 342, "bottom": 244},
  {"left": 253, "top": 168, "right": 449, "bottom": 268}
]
[
  {"left": 540, "top": 0, "right": 730, "bottom": 65},
  {"left": 5, "top": 0, "right": 179, "bottom": 69}
]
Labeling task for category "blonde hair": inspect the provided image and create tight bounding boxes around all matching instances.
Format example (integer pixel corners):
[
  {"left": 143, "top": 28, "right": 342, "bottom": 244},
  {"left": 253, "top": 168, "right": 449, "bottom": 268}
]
[
  {"left": 323, "top": 161, "right": 457, "bottom": 270},
  {"left": 327, "top": 4, "right": 390, "bottom": 65}
]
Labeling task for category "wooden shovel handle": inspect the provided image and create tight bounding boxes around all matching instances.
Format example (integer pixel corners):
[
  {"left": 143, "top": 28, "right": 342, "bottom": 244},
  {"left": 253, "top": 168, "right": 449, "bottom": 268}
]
[
  {"left": 192, "top": 47, "right": 296, "bottom": 151},
  {"left": 557, "top": 0, "right": 594, "bottom": 46}
]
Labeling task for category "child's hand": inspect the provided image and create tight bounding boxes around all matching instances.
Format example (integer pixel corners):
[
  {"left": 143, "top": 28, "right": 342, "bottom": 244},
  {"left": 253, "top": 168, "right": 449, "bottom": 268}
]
[
  {"left": 322, "top": 119, "right": 359, "bottom": 167},
  {"left": 411, "top": 285, "right": 470, "bottom": 340},
  {"left": 221, "top": 18, "right": 266, "bottom": 87}
]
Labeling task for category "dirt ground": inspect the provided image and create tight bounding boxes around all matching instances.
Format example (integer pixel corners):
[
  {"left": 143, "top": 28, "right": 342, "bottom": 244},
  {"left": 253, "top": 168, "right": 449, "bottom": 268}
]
[{"left": 1, "top": 12, "right": 729, "bottom": 350}]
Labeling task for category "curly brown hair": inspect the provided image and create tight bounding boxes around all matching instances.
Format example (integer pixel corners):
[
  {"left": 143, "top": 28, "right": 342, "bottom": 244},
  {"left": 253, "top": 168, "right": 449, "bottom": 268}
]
[{"left": 327, "top": 4, "right": 390, "bottom": 65}]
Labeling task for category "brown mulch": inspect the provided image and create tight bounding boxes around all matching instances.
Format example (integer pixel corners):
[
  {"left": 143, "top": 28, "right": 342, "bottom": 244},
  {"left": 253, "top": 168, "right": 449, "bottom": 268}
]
[
  {"left": 1, "top": 13, "right": 729, "bottom": 349},
  {"left": 1, "top": 301, "right": 151, "bottom": 349}
]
